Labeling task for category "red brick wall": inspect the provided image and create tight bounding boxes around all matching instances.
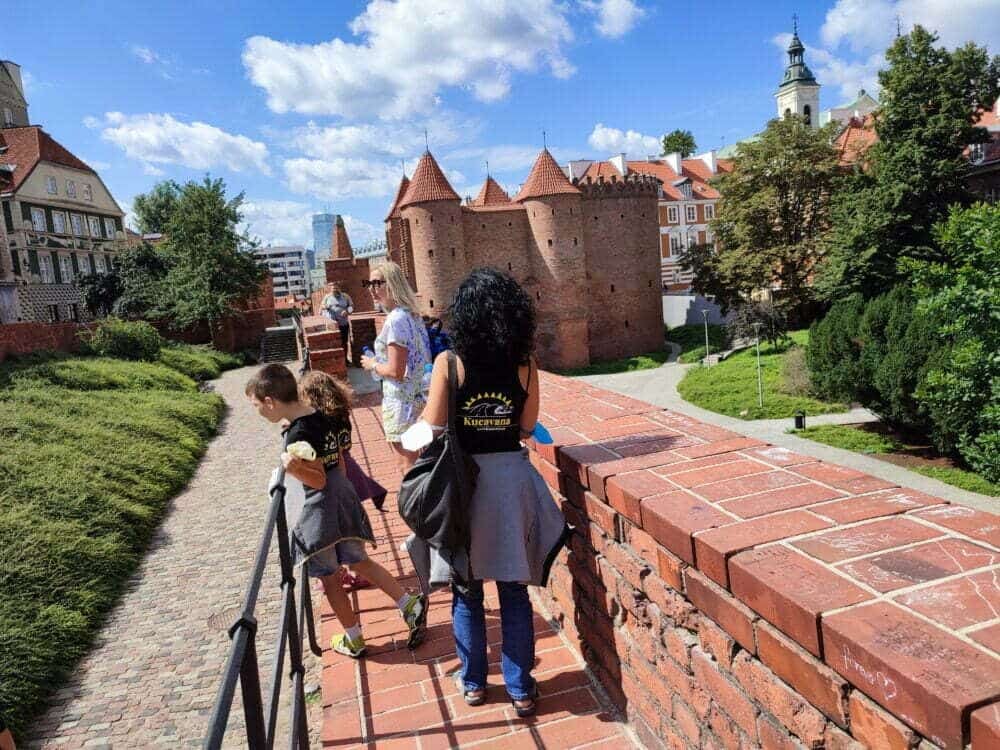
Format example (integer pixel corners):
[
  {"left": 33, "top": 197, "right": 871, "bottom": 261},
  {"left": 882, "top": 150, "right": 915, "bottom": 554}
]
[
  {"left": 528, "top": 372, "right": 1000, "bottom": 750},
  {"left": 0, "top": 321, "right": 94, "bottom": 362},
  {"left": 402, "top": 200, "right": 466, "bottom": 316},
  {"left": 321, "top": 257, "right": 375, "bottom": 315}
]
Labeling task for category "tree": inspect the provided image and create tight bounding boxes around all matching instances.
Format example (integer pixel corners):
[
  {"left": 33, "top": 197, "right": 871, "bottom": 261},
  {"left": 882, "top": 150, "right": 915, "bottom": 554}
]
[
  {"left": 680, "top": 115, "right": 842, "bottom": 317},
  {"left": 158, "top": 177, "right": 265, "bottom": 330},
  {"left": 661, "top": 129, "right": 697, "bottom": 158},
  {"left": 817, "top": 26, "right": 1000, "bottom": 300},
  {"left": 77, "top": 271, "right": 122, "bottom": 317},
  {"left": 132, "top": 180, "right": 181, "bottom": 234},
  {"left": 111, "top": 242, "right": 171, "bottom": 319}
]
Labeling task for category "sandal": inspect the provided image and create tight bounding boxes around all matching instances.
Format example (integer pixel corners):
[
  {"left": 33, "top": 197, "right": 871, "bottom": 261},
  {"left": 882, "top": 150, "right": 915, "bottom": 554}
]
[
  {"left": 341, "top": 572, "right": 371, "bottom": 591},
  {"left": 511, "top": 685, "right": 539, "bottom": 718},
  {"left": 453, "top": 674, "right": 487, "bottom": 706}
]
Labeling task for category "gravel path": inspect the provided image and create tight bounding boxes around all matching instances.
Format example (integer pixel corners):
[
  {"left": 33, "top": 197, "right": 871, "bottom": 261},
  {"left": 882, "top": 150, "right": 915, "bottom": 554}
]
[{"left": 24, "top": 364, "right": 324, "bottom": 749}]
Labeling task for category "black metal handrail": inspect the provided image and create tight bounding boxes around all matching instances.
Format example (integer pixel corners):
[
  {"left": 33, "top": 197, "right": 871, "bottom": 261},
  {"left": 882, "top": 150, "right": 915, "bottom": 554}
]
[{"left": 204, "top": 468, "right": 323, "bottom": 749}]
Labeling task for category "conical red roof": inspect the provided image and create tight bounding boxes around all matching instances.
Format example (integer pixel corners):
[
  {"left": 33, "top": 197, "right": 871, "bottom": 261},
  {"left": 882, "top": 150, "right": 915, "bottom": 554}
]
[
  {"left": 470, "top": 176, "right": 510, "bottom": 206},
  {"left": 398, "top": 151, "right": 459, "bottom": 208},
  {"left": 514, "top": 149, "right": 580, "bottom": 201},
  {"left": 384, "top": 175, "right": 410, "bottom": 220},
  {"left": 332, "top": 215, "right": 353, "bottom": 259}
]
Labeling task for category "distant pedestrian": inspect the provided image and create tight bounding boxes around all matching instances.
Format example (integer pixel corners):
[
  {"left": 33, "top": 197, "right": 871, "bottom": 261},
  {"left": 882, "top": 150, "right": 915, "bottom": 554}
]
[
  {"left": 418, "top": 268, "right": 569, "bottom": 717},
  {"left": 360, "top": 262, "right": 431, "bottom": 473},
  {"left": 322, "top": 281, "right": 354, "bottom": 352},
  {"left": 245, "top": 364, "right": 428, "bottom": 657}
]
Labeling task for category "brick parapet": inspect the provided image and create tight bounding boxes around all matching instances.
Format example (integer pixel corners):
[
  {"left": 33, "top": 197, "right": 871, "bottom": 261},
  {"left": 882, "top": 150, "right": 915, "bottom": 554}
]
[{"left": 527, "top": 371, "right": 1000, "bottom": 750}]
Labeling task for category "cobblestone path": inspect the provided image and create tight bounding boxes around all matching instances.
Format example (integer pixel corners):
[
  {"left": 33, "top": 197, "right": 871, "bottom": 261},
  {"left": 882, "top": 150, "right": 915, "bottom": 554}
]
[
  {"left": 24, "top": 365, "right": 325, "bottom": 749},
  {"left": 317, "top": 395, "right": 639, "bottom": 749}
]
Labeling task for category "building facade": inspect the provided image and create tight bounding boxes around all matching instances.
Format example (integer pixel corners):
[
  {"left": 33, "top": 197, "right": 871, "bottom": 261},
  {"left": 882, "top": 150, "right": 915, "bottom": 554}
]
[
  {"left": 384, "top": 149, "right": 663, "bottom": 369},
  {"left": 775, "top": 30, "right": 820, "bottom": 127},
  {"left": 0, "top": 60, "right": 29, "bottom": 128},
  {"left": 252, "top": 245, "right": 311, "bottom": 305},
  {"left": 1, "top": 125, "right": 126, "bottom": 323}
]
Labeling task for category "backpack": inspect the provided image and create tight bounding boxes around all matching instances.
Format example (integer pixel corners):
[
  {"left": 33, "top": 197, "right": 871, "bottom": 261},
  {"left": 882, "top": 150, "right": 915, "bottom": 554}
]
[{"left": 424, "top": 317, "right": 452, "bottom": 359}]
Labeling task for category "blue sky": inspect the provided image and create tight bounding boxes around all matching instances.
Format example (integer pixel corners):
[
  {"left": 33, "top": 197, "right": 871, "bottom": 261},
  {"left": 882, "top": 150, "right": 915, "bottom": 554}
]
[{"left": 7, "top": 0, "right": 998, "bottom": 250}]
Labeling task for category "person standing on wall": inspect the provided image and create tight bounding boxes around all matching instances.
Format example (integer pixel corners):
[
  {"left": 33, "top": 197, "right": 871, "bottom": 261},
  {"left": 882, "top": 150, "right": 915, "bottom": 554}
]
[
  {"left": 321, "top": 281, "right": 354, "bottom": 353},
  {"left": 360, "top": 262, "right": 431, "bottom": 474},
  {"left": 418, "top": 268, "right": 569, "bottom": 717}
]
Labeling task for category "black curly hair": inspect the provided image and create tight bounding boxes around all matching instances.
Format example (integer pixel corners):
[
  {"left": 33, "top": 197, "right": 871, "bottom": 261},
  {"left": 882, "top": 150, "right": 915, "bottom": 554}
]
[{"left": 447, "top": 268, "right": 536, "bottom": 369}]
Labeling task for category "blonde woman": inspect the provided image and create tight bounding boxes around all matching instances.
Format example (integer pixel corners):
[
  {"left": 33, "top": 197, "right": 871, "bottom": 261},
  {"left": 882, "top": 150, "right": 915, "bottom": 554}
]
[{"left": 360, "top": 262, "right": 432, "bottom": 473}]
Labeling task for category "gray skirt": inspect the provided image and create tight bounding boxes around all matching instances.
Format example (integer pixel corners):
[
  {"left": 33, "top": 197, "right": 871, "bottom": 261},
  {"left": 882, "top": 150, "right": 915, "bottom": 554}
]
[{"left": 407, "top": 448, "right": 570, "bottom": 591}]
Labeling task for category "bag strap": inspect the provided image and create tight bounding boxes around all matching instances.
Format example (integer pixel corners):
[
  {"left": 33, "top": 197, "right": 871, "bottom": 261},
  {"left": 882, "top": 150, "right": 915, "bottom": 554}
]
[{"left": 446, "top": 351, "right": 458, "bottom": 437}]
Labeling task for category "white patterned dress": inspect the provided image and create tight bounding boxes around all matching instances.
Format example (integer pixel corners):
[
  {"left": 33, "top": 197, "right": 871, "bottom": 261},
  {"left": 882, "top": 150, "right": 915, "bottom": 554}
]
[{"left": 374, "top": 307, "right": 432, "bottom": 441}]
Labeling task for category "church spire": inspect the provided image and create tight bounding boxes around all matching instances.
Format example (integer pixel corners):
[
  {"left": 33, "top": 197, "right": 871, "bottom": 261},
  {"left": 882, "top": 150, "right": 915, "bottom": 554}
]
[{"left": 779, "top": 18, "right": 817, "bottom": 89}]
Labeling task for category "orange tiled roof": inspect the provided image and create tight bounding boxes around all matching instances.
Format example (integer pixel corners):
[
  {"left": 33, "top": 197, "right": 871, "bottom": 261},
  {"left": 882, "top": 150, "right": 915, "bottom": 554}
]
[
  {"left": 384, "top": 175, "right": 410, "bottom": 220},
  {"left": 398, "top": 152, "right": 459, "bottom": 208},
  {"left": 514, "top": 149, "right": 580, "bottom": 201},
  {"left": 470, "top": 176, "right": 510, "bottom": 206},
  {"left": 835, "top": 115, "right": 878, "bottom": 165},
  {"left": 585, "top": 157, "right": 732, "bottom": 201},
  {"left": 0, "top": 126, "right": 94, "bottom": 192}
]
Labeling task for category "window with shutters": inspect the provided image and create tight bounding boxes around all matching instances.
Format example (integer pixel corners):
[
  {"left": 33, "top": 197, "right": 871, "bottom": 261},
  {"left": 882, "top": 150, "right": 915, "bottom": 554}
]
[
  {"left": 60, "top": 255, "right": 74, "bottom": 282},
  {"left": 71, "top": 214, "right": 85, "bottom": 236},
  {"left": 104, "top": 218, "right": 116, "bottom": 238},
  {"left": 89, "top": 216, "right": 102, "bottom": 237},
  {"left": 39, "top": 253, "right": 55, "bottom": 283},
  {"left": 52, "top": 211, "right": 67, "bottom": 234}
]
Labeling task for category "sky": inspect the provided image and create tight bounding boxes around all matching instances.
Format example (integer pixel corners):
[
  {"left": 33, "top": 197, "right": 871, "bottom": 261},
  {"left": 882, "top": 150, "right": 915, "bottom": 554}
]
[{"left": 6, "top": 0, "right": 998, "bottom": 252}]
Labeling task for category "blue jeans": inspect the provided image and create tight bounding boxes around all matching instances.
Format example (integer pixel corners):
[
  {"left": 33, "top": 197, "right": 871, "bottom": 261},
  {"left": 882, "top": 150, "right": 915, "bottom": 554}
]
[{"left": 452, "top": 580, "right": 535, "bottom": 700}]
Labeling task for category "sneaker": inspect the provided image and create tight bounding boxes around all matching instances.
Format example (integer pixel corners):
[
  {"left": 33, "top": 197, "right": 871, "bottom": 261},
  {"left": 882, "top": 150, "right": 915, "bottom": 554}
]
[
  {"left": 331, "top": 633, "right": 367, "bottom": 659},
  {"left": 401, "top": 593, "right": 428, "bottom": 650}
]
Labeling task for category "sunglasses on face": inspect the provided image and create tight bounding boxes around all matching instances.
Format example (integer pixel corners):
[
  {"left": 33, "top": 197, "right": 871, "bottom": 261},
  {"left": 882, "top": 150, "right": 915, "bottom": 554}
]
[{"left": 362, "top": 279, "right": 386, "bottom": 289}]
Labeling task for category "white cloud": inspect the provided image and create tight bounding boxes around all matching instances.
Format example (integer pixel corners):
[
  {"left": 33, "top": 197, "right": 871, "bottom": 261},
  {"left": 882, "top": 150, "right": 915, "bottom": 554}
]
[
  {"left": 581, "top": 0, "right": 646, "bottom": 39},
  {"left": 82, "top": 116, "right": 102, "bottom": 130},
  {"left": 131, "top": 45, "right": 164, "bottom": 65},
  {"left": 283, "top": 155, "right": 463, "bottom": 202},
  {"left": 240, "top": 199, "right": 379, "bottom": 249},
  {"left": 587, "top": 123, "right": 661, "bottom": 157},
  {"left": 242, "top": 0, "right": 575, "bottom": 119},
  {"left": 288, "top": 112, "right": 473, "bottom": 159},
  {"left": 82, "top": 157, "right": 112, "bottom": 171},
  {"left": 792, "top": 0, "right": 1000, "bottom": 100},
  {"left": 95, "top": 112, "right": 270, "bottom": 175}
]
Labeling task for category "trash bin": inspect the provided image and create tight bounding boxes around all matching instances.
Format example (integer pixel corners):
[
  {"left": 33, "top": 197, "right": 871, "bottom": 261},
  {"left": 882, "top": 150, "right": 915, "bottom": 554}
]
[{"left": 794, "top": 411, "right": 806, "bottom": 430}]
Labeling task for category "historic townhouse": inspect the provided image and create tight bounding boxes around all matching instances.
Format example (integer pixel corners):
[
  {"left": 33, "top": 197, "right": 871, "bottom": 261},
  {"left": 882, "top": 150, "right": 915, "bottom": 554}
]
[{"left": 0, "top": 125, "right": 126, "bottom": 323}]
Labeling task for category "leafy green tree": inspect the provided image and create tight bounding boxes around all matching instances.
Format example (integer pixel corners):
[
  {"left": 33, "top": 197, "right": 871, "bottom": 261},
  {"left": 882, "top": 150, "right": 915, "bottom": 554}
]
[
  {"left": 680, "top": 115, "right": 842, "bottom": 316},
  {"left": 158, "top": 177, "right": 265, "bottom": 330},
  {"left": 111, "top": 242, "right": 171, "bottom": 319},
  {"left": 661, "top": 129, "right": 697, "bottom": 158},
  {"left": 132, "top": 180, "right": 181, "bottom": 234},
  {"left": 818, "top": 26, "right": 1000, "bottom": 299},
  {"left": 77, "top": 271, "right": 122, "bottom": 318}
]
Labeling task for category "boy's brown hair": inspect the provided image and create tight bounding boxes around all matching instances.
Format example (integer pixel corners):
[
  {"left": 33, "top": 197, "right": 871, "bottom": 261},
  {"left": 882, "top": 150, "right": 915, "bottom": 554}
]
[{"left": 245, "top": 363, "right": 299, "bottom": 403}]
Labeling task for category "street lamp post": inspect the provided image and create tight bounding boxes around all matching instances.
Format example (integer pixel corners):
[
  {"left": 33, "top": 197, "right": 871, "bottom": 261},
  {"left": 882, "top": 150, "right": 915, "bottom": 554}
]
[
  {"left": 702, "top": 309, "right": 710, "bottom": 362},
  {"left": 753, "top": 321, "right": 764, "bottom": 409}
]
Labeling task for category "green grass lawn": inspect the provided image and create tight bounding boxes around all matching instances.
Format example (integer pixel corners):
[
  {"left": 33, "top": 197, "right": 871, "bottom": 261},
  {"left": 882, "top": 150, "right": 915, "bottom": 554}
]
[
  {"left": 666, "top": 323, "right": 727, "bottom": 364},
  {"left": 794, "top": 424, "right": 1000, "bottom": 497},
  {"left": 677, "top": 330, "right": 848, "bottom": 420},
  {"left": 558, "top": 348, "right": 671, "bottom": 376},
  {"left": 0, "top": 347, "right": 238, "bottom": 736}
]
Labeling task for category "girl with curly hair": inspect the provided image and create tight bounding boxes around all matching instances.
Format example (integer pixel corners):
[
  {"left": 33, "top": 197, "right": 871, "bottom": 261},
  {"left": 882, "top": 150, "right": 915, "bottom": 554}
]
[{"left": 417, "top": 268, "right": 569, "bottom": 717}]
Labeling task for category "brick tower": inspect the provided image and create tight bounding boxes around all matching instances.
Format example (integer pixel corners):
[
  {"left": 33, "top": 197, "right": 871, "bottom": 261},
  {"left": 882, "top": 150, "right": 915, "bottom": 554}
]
[
  {"left": 398, "top": 151, "right": 465, "bottom": 315},
  {"left": 514, "top": 149, "right": 590, "bottom": 369}
]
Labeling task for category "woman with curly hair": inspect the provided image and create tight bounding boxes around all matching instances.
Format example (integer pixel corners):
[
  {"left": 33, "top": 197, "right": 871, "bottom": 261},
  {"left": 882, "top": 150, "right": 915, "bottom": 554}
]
[{"left": 418, "top": 268, "right": 569, "bottom": 718}]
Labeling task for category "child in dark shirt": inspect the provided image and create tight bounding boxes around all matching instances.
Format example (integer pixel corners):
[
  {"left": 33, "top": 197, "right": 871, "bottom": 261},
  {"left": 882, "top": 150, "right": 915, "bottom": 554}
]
[{"left": 246, "top": 364, "right": 427, "bottom": 656}]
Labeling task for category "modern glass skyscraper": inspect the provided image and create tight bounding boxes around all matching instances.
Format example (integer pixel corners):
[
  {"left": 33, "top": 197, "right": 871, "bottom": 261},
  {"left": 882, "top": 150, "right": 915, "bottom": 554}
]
[{"left": 312, "top": 213, "right": 336, "bottom": 257}]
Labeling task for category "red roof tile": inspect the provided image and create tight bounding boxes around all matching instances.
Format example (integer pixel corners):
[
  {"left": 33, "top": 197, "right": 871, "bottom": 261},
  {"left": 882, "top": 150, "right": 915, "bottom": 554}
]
[
  {"left": 398, "top": 152, "right": 459, "bottom": 208},
  {"left": 384, "top": 175, "right": 410, "bottom": 220},
  {"left": 835, "top": 115, "right": 877, "bottom": 165},
  {"left": 470, "top": 176, "right": 510, "bottom": 206},
  {"left": 0, "top": 126, "right": 94, "bottom": 192},
  {"left": 514, "top": 149, "right": 580, "bottom": 201},
  {"left": 585, "top": 157, "right": 732, "bottom": 201}
]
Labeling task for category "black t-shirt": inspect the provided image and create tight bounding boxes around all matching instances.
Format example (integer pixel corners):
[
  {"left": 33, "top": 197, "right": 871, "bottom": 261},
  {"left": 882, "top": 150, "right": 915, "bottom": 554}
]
[
  {"left": 455, "top": 361, "right": 528, "bottom": 454},
  {"left": 283, "top": 411, "right": 352, "bottom": 471}
]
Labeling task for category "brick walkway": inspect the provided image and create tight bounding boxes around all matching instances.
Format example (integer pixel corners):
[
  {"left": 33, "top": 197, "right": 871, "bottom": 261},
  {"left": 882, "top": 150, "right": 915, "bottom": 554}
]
[
  {"left": 23, "top": 366, "right": 325, "bottom": 749},
  {"left": 317, "top": 394, "right": 638, "bottom": 749}
]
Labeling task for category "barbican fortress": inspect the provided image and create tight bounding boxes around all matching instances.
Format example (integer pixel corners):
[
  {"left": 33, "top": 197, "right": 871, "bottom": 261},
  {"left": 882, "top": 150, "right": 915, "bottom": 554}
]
[{"left": 380, "top": 148, "right": 665, "bottom": 370}]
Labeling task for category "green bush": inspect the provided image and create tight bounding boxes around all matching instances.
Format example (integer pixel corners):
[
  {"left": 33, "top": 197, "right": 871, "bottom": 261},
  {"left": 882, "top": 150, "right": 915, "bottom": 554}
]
[
  {"left": 85, "top": 318, "right": 163, "bottom": 361},
  {"left": 0, "top": 358, "right": 223, "bottom": 734},
  {"left": 778, "top": 346, "right": 811, "bottom": 397},
  {"left": 806, "top": 294, "right": 865, "bottom": 401}
]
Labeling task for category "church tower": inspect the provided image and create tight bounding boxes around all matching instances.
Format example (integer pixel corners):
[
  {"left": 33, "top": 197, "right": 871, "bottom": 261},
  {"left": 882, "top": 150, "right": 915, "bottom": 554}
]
[{"left": 775, "top": 21, "right": 820, "bottom": 127}]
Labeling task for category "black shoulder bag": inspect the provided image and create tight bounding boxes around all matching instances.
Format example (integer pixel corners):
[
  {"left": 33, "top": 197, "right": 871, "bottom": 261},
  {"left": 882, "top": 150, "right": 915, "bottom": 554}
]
[{"left": 397, "top": 352, "right": 479, "bottom": 551}]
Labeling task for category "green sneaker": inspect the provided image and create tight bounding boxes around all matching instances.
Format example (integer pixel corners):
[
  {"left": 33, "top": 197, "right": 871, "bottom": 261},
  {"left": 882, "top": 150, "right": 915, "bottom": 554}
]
[
  {"left": 331, "top": 633, "right": 367, "bottom": 658},
  {"left": 401, "top": 593, "right": 428, "bottom": 650}
]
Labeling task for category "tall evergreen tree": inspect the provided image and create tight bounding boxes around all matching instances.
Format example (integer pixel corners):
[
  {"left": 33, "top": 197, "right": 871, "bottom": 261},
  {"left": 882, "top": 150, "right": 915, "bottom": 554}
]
[
  {"left": 817, "top": 26, "right": 999, "bottom": 299},
  {"left": 680, "top": 115, "right": 842, "bottom": 315}
]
